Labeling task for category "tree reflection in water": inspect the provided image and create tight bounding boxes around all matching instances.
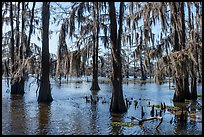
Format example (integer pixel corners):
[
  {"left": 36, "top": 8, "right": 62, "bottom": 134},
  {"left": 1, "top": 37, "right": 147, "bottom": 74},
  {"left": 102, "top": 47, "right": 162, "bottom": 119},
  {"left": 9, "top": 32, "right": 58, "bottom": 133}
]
[
  {"left": 109, "top": 114, "right": 125, "bottom": 135},
  {"left": 9, "top": 95, "right": 27, "bottom": 135},
  {"left": 37, "top": 103, "right": 51, "bottom": 135},
  {"left": 90, "top": 90, "right": 100, "bottom": 134}
]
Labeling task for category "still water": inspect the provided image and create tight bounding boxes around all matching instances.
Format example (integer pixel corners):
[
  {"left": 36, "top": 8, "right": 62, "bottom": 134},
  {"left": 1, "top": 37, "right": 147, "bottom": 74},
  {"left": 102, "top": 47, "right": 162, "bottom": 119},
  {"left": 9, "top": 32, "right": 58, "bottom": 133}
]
[{"left": 2, "top": 76, "right": 202, "bottom": 135}]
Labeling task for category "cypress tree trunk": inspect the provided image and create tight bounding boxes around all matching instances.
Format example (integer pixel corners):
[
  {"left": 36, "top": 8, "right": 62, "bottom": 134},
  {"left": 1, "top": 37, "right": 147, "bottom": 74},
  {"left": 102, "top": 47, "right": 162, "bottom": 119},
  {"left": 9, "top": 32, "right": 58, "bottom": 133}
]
[
  {"left": 11, "top": 74, "right": 25, "bottom": 94},
  {"left": 126, "top": 57, "right": 129, "bottom": 78},
  {"left": 9, "top": 1, "right": 14, "bottom": 77},
  {"left": 190, "top": 59, "right": 197, "bottom": 100},
  {"left": 90, "top": 2, "right": 100, "bottom": 90},
  {"left": 38, "top": 2, "right": 53, "bottom": 103},
  {"left": 190, "top": 4, "right": 200, "bottom": 100},
  {"left": 10, "top": 2, "right": 25, "bottom": 95},
  {"left": 191, "top": 76, "right": 197, "bottom": 100},
  {"left": 109, "top": 2, "right": 127, "bottom": 113},
  {"left": 140, "top": 54, "right": 146, "bottom": 80},
  {"left": 69, "top": 51, "right": 81, "bottom": 77},
  {"left": 27, "top": 2, "right": 36, "bottom": 57},
  {"left": 15, "top": 2, "right": 20, "bottom": 57},
  {"left": 20, "top": 2, "right": 25, "bottom": 60},
  {"left": 90, "top": 34, "right": 100, "bottom": 90},
  {"left": 172, "top": 27, "right": 182, "bottom": 102},
  {"left": 133, "top": 51, "right": 137, "bottom": 79},
  {"left": 172, "top": 2, "right": 190, "bottom": 102},
  {"left": 181, "top": 2, "right": 191, "bottom": 100},
  {"left": 173, "top": 77, "right": 185, "bottom": 102}
]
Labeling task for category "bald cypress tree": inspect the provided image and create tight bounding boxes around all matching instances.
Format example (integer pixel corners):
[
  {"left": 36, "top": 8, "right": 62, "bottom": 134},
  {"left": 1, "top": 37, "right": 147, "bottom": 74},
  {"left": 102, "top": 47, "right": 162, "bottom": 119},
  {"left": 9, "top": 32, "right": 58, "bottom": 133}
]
[
  {"left": 38, "top": 2, "right": 53, "bottom": 103},
  {"left": 109, "top": 2, "right": 127, "bottom": 114}
]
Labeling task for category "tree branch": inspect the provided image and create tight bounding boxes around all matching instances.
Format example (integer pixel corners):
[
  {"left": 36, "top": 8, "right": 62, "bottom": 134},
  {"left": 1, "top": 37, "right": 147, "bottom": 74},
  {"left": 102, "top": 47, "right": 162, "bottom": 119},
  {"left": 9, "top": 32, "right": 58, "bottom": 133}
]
[{"left": 128, "top": 116, "right": 163, "bottom": 129}]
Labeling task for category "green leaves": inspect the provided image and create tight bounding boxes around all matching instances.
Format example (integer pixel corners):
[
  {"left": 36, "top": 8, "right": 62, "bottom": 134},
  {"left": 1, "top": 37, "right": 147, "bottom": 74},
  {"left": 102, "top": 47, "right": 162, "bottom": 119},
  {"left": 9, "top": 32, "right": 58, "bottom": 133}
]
[{"left": 110, "top": 121, "right": 136, "bottom": 127}]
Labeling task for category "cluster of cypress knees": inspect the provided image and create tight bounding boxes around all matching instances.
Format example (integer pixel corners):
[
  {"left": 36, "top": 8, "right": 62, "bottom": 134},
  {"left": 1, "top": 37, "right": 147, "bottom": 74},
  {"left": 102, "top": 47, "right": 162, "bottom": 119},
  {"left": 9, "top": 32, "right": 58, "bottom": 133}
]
[{"left": 84, "top": 95, "right": 187, "bottom": 124}]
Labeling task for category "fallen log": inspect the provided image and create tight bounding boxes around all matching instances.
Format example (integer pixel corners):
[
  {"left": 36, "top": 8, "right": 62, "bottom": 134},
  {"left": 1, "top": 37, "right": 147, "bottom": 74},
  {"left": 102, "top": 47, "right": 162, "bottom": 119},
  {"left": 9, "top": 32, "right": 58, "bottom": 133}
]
[{"left": 128, "top": 116, "right": 163, "bottom": 129}]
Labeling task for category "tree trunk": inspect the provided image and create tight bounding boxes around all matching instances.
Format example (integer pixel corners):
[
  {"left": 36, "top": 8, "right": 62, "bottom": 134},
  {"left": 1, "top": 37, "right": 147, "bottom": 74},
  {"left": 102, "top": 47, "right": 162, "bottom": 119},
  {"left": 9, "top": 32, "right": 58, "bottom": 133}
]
[
  {"left": 20, "top": 2, "right": 25, "bottom": 60},
  {"left": 183, "top": 72, "right": 191, "bottom": 100},
  {"left": 181, "top": 2, "right": 191, "bottom": 100},
  {"left": 172, "top": 2, "right": 190, "bottom": 102},
  {"left": 190, "top": 77, "right": 197, "bottom": 100},
  {"left": 38, "top": 2, "right": 53, "bottom": 103},
  {"left": 11, "top": 2, "right": 30, "bottom": 95},
  {"left": 69, "top": 51, "right": 81, "bottom": 77},
  {"left": 140, "top": 54, "right": 146, "bottom": 80},
  {"left": 15, "top": 2, "right": 20, "bottom": 58},
  {"left": 9, "top": 2, "right": 14, "bottom": 74},
  {"left": 190, "top": 60, "right": 197, "bottom": 100},
  {"left": 90, "top": 34, "right": 100, "bottom": 90},
  {"left": 172, "top": 3, "right": 180, "bottom": 52},
  {"left": 9, "top": 2, "right": 25, "bottom": 95},
  {"left": 90, "top": 2, "right": 100, "bottom": 90},
  {"left": 173, "top": 77, "right": 185, "bottom": 102},
  {"left": 133, "top": 51, "right": 137, "bottom": 79},
  {"left": 109, "top": 2, "right": 127, "bottom": 114},
  {"left": 190, "top": 5, "right": 200, "bottom": 100},
  {"left": 27, "top": 2, "right": 36, "bottom": 57},
  {"left": 11, "top": 74, "right": 25, "bottom": 95},
  {"left": 126, "top": 57, "right": 129, "bottom": 78}
]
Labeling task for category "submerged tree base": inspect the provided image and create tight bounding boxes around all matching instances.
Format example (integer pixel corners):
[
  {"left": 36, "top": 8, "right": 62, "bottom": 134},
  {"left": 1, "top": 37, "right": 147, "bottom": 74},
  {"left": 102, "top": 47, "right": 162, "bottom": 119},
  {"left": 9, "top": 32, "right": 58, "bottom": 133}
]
[
  {"left": 37, "top": 96, "right": 53, "bottom": 103},
  {"left": 11, "top": 77, "right": 25, "bottom": 95},
  {"left": 90, "top": 81, "right": 100, "bottom": 90},
  {"left": 37, "top": 83, "right": 53, "bottom": 103}
]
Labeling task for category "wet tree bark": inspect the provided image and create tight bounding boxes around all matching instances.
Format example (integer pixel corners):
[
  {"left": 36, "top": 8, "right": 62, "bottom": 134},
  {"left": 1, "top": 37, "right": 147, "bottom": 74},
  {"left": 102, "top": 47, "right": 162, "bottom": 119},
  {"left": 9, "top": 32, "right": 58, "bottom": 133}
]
[
  {"left": 140, "top": 54, "right": 146, "bottom": 80},
  {"left": 181, "top": 2, "right": 191, "bottom": 100},
  {"left": 90, "top": 34, "right": 100, "bottom": 90},
  {"left": 190, "top": 59, "right": 197, "bottom": 100},
  {"left": 109, "top": 2, "right": 127, "bottom": 113},
  {"left": 21, "top": 2, "right": 26, "bottom": 60},
  {"left": 38, "top": 2, "right": 53, "bottom": 103},
  {"left": 69, "top": 51, "right": 81, "bottom": 77},
  {"left": 173, "top": 77, "right": 185, "bottom": 102},
  {"left": 15, "top": 2, "right": 20, "bottom": 57},
  {"left": 190, "top": 4, "right": 200, "bottom": 100},
  {"left": 90, "top": 2, "right": 100, "bottom": 90},
  {"left": 172, "top": 2, "right": 181, "bottom": 101},
  {"left": 172, "top": 2, "right": 190, "bottom": 102},
  {"left": 10, "top": 2, "right": 25, "bottom": 95},
  {"left": 27, "top": 2, "right": 36, "bottom": 57},
  {"left": 11, "top": 74, "right": 25, "bottom": 94},
  {"left": 191, "top": 76, "right": 197, "bottom": 100},
  {"left": 9, "top": 2, "right": 14, "bottom": 75}
]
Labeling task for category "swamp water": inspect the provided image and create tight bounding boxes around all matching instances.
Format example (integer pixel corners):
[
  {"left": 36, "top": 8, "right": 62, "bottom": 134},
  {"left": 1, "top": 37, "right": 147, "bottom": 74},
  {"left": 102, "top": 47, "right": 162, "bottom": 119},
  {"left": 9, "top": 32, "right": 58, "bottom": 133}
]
[{"left": 2, "top": 76, "right": 202, "bottom": 135}]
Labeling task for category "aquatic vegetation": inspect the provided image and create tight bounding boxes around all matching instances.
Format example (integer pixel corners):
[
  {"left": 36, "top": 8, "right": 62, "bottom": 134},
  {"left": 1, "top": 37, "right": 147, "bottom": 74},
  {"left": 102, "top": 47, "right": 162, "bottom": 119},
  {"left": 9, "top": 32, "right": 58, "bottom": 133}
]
[
  {"left": 110, "top": 121, "right": 136, "bottom": 127},
  {"left": 197, "top": 94, "right": 202, "bottom": 97}
]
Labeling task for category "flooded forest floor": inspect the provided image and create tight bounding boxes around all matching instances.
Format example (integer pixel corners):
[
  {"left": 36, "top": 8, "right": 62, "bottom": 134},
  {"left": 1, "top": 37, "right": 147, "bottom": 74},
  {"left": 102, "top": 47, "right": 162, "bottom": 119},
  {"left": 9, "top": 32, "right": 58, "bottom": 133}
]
[{"left": 2, "top": 76, "right": 202, "bottom": 135}]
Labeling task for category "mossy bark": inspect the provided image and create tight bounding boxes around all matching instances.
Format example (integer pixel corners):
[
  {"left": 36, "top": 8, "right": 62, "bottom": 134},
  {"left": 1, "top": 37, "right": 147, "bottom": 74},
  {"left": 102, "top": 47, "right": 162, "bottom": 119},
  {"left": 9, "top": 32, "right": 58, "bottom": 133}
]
[{"left": 109, "top": 2, "right": 127, "bottom": 114}]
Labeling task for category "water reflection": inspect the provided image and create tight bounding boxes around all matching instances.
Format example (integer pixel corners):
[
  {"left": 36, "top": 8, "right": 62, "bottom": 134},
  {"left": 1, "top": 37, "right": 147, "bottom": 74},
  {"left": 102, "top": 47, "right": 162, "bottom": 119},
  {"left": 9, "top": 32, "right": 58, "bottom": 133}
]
[
  {"left": 37, "top": 103, "right": 51, "bottom": 135},
  {"left": 109, "top": 114, "right": 125, "bottom": 135},
  {"left": 140, "top": 81, "right": 146, "bottom": 86},
  {"left": 173, "top": 102, "right": 188, "bottom": 135},
  {"left": 2, "top": 78, "right": 202, "bottom": 135},
  {"left": 172, "top": 101, "right": 202, "bottom": 135},
  {"left": 90, "top": 90, "right": 99, "bottom": 134},
  {"left": 9, "top": 95, "right": 27, "bottom": 135}
]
